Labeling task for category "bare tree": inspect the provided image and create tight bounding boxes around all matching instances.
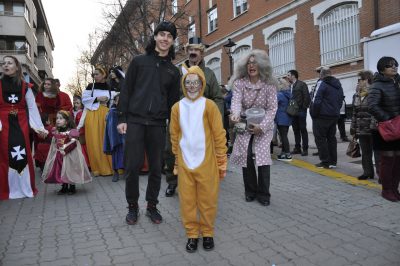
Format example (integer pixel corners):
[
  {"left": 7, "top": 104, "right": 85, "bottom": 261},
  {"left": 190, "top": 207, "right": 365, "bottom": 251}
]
[
  {"left": 65, "top": 32, "right": 102, "bottom": 96},
  {"left": 91, "top": 0, "right": 190, "bottom": 68}
]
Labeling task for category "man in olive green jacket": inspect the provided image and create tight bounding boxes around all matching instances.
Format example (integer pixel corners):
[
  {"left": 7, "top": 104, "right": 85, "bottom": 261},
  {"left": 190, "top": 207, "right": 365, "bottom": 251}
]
[{"left": 165, "top": 36, "right": 224, "bottom": 197}]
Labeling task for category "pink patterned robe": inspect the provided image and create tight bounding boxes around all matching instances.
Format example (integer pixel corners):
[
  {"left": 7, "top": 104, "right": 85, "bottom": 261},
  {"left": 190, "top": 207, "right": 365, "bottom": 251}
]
[{"left": 230, "top": 78, "right": 277, "bottom": 167}]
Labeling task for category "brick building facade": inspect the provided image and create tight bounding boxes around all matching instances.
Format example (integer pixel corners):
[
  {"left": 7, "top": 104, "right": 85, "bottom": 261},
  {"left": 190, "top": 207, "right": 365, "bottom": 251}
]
[
  {"left": 174, "top": 0, "right": 399, "bottom": 100},
  {"left": 92, "top": 0, "right": 399, "bottom": 101}
]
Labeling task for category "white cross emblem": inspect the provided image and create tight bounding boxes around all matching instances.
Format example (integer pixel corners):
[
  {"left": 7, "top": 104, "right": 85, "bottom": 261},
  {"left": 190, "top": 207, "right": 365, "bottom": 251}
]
[
  {"left": 11, "top": 146, "right": 26, "bottom": 161},
  {"left": 8, "top": 94, "right": 18, "bottom": 104}
]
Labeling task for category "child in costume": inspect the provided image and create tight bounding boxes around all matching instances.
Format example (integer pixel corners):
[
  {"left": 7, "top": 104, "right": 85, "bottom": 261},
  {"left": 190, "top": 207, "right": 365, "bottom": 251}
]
[
  {"left": 170, "top": 66, "right": 227, "bottom": 253},
  {"left": 104, "top": 94, "right": 124, "bottom": 182},
  {"left": 71, "top": 95, "right": 89, "bottom": 167},
  {"left": 42, "top": 110, "right": 92, "bottom": 195}
]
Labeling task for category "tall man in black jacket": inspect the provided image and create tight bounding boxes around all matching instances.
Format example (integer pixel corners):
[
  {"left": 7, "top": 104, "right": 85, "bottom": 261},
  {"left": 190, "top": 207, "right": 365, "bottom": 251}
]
[
  {"left": 287, "top": 70, "right": 311, "bottom": 156},
  {"left": 117, "top": 21, "right": 180, "bottom": 225}
]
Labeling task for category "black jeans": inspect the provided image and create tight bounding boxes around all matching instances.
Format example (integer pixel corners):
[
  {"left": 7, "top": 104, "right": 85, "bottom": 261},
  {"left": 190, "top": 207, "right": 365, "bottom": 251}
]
[
  {"left": 313, "top": 118, "right": 338, "bottom": 165},
  {"left": 337, "top": 114, "right": 347, "bottom": 139},
  {"left": 277, "top": 125, "right": 290, "bottom": 154},
  {"left": 242, "top": 136, "right": 271, "bottom": 201},
  {"left": 125, "top": 123, "right": 165, "bottom": 205},
  {"left": 359, "top": 135, "right": 374, "bottom": 178},
  {"left": 292, "top": 111, "right": 308, "bottom": 150}
]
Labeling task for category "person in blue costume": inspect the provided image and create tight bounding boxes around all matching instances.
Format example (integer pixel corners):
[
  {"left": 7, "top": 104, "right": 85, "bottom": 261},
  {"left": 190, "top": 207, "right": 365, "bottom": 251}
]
[{"left": 104, "top": 93, "right": 124, "bottom": 182}]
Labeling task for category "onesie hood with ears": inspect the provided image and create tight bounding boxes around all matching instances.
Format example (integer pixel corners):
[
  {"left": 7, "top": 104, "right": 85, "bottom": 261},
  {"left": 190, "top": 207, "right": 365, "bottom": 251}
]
[{"left": 181, "top": 66, "right": 206, "bottom": 101}]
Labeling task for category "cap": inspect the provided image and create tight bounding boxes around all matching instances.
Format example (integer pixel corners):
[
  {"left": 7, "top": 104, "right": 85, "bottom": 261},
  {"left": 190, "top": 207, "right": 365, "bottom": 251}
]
[
  {"left": 185, "top": 36, "right": 209, "bottom": 52},
  {"left": 154, "top": 21, "right": 177, "bottom": 39}
]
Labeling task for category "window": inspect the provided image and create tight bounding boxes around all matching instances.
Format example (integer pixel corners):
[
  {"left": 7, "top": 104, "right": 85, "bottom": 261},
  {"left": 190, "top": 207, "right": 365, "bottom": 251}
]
[
  {"left": 25, "top": 6, "right": 30, "bottom": 23},
  {"left": 0, "top": 2, "right": 4, "bottom": 15},
  {"left": 233, "top": 0, "right": 247, "bottom": 17},
  {"left": 0, "top": 40, "right": 6, "bottom": 50},
  {"left": 268, "top": 29, "right": 295, "bottom": 76},
  {"left": 172, "top": 0, "right": 178, "bottom": 16},
  {"left": 208, "top": 8, "right": 218, "bottom": 33},
  {"left": 188, "top": 23, "right": 196, "bottom": 39},
  {"left": 232, "top": 45, "right": 250, "bottom": 62},
  {"left": 13, "top": 2, "right": 24, "bottom": 16},
  {"left": 14, "top": 41, "right": 25, "bottom": 51},
  {"left": 207, "top": 57, "right": 221, "bottom": 84},
  {"left": 319, "top": 3, "right": 360, "bottom": 65}
]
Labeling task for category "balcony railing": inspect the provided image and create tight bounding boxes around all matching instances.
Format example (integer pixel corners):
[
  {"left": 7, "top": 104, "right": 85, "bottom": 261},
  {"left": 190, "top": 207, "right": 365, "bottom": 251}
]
[
  {"left": 0, "top": 11, "right": 24, "bottom": 16},
  {"left": 0, "top": 49, "right": 27, "bottom": 55}
]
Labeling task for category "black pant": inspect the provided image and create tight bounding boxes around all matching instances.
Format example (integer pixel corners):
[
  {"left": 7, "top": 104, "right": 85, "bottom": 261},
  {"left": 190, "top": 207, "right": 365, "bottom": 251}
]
[
  {"left": 125, "top": 123, "right": 165, "bottom": 205},
  {"left": 292, "top": 111, "right": 308, "bottom": 150},
  {"left": 277, "top": 125, "right": 290, "bottom": 154},
  {"left": 242, "top": 136, "right": 270, "bottom": 201},
  {"left": 337, "top": 114, "right": 347, "bottom": 139},
  {"left": 164, "top": 126, "right": 177, "bottom": 186},
  {"left": 313, "top": 118, "right": 338, "bottom": 164},
  {"left": 359, "top": 135, "right": 374, "bottom": 178}
]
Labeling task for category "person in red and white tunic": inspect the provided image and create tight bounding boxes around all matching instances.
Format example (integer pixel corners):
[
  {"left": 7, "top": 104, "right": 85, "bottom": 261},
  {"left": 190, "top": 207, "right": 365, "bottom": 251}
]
[{"left": 0, "top": 55, "right": 48, "bottom": 200}]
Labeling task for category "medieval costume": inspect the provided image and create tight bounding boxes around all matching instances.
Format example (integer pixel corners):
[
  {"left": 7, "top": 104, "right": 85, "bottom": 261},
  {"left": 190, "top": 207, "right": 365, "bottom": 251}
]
[
  {"left": 42, "top": 128, "right": 92, "bottom": 184},
  {"left": 0, "top": 77, "right": 46, "bottom": 200},
  {"left": 81, "top": 82, "right": 116, "bottom": 176},
  {"left": 35, "top": 90, "right": 72, "bottom": 126},
  {"left": 71, "top": 107, "right": 89, "bottom": 167}
]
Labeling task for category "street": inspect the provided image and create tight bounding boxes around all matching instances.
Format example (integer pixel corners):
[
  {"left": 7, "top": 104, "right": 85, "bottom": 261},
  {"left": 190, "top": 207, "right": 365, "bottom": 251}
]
[{"left": 1, "top": 132, "right": 400, "bottom": 266}]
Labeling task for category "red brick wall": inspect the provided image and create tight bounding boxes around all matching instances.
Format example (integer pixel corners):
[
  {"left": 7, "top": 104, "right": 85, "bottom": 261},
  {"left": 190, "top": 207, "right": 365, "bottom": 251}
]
[{"left": 174, "top": 0, "right": 400, "bottom": 83}]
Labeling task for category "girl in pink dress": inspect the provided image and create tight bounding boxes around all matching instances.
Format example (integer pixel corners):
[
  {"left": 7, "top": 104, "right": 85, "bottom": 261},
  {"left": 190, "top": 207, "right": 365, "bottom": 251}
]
[{"left": 42, "top": 110, "right": 92, "bottom": 195}]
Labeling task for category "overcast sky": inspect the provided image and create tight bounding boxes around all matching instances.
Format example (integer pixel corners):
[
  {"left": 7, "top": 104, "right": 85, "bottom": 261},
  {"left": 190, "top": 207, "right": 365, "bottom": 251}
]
[{"left": 41, "top": 0, "right": 105, "bottom": 90}]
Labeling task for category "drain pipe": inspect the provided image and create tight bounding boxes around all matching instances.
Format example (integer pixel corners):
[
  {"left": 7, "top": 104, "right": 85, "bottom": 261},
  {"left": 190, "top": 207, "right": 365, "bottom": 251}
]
[
  {"left": 198, "top": 0, "right": 202, "bottom": 38},
  {"left": 373, "top": 0, "right": 379, "bottom": 30}
]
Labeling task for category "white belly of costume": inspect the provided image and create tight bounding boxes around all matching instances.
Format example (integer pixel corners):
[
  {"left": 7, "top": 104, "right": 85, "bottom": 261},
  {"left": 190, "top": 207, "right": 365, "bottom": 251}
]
[{"left": 179, "top": 97, "right": 206, "bottom": 170}]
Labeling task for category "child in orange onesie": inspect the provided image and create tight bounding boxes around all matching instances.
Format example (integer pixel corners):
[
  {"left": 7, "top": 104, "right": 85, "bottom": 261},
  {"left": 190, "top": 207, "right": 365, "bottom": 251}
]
[{"left": 170, "top": 66, "right": 227, "bottom": 253}]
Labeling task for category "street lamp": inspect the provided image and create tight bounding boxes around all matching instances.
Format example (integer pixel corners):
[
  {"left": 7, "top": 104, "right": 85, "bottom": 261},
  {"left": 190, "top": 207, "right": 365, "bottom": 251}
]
[{"left": 223, "top": 38, "right": 236, "bottom": 77}]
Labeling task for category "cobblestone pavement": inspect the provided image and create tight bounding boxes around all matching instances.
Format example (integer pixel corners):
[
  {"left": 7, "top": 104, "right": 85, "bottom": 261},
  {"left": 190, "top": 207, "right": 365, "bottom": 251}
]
[{"left": 1, "top": 131, "right": 400, "bottom": 266}]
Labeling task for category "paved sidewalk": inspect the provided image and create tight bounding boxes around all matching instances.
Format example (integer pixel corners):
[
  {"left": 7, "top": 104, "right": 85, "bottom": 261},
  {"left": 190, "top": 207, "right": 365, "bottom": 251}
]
[{"left": 1, "top": 126, "right": 400, "bottom": 265}]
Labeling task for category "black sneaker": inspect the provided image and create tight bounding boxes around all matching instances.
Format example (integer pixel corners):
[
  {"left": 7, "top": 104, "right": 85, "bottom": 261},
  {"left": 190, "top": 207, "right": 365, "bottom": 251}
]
[
  {"left": 126, "top": 204, "right": 139, "bottom": 225},
  {"left": 67, "top": 185, "right": 76, "bottom": 195},
  {"left": 146, "top": 204, "right": 162, "bottom": 224},
  {"left": 277, "top": 154, "right": 292, "bottom": 162},
  {"left": 165, "top": 184, "right": 177, "bottom": 197},
  {"left": 112, "top": 172, "right": 119, "bottom": 182},
  {"left": 315, "top": 162, "right": 330, "bottom": 169},
  {"left": 57, "top": 184, "right": 68, "bottom": 195},
  {"left": 329, "top": 163, "right": 337, "bottom": 169}
]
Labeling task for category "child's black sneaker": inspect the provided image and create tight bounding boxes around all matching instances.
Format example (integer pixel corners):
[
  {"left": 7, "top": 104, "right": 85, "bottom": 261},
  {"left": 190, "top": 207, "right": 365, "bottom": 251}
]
[
  {"left": 57, "top": 184, "right": 68, "bottom": 195},
  {"left": 67, "top": 185, "right": 76, "bottom": 195},
  {"left": 146, "top": 204, "right": 162, "bottom": 224}
]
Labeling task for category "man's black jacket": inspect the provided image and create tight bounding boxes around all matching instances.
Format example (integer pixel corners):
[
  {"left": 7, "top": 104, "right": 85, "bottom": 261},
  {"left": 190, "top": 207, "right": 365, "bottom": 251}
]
[{"left": 118, "top": 52, "right": 180, "bottom": 126}]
